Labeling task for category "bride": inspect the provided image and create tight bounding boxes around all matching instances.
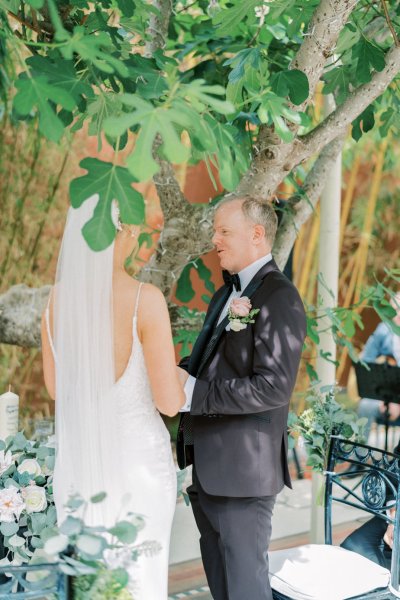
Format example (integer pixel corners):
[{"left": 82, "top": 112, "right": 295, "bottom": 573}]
[{"left": 41, "top": 194, "right": 185, "bottom": 599}]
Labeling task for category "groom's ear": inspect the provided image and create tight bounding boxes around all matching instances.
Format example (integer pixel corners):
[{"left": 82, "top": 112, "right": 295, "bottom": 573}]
[{"left": 253, "top": 224, "right": 266, "bottom": 244}]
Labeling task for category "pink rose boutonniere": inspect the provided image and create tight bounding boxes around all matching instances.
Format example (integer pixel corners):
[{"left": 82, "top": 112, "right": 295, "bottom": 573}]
[{"left": 228, "top": 297, "right": 260, "bottom": 332}]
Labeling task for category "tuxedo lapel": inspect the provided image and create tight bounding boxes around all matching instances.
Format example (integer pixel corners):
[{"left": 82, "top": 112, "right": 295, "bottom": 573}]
[
  {"left": 195, "top": 259, "right": 279, "bottom": 377},
  {"left": 188, "top": 286, "right": 231, "bottom": 375}
]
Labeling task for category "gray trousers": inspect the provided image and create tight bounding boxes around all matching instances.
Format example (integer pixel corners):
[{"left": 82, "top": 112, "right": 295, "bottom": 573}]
[{"left": 188, "top": 467, "right": 276, "bottom": 600}]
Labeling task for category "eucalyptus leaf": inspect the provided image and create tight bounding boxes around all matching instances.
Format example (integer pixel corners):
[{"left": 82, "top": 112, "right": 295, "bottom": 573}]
[
  {"left": 76, "top": 534, "right": 105, "bottom": 557},
  {"left": 109, "top": 521, "right": 138, "bottom": 544},
  {"left": 0, "top": 521, "right": 19, "bottom": 537},
  {"left": 44, "top": 534, "right": 69, "bottom": 555}
]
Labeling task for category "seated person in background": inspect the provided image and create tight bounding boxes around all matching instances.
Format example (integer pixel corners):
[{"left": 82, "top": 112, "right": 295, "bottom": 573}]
[
  {"left": 357, "top": 292, "right": 400, "bottom": 438},
  {"left": 340, "top": 440, "right": 399, "bottom": 568}
]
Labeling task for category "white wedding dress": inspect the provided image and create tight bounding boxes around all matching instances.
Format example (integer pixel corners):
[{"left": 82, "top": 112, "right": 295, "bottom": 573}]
[{"left": 47, "top": 283, "right": 177, "bottom": 599}]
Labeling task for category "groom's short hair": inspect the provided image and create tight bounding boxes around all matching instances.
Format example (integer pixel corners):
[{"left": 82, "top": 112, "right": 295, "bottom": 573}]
[{"left": 219, "top": 195, "right": 278, "bottom": 245}]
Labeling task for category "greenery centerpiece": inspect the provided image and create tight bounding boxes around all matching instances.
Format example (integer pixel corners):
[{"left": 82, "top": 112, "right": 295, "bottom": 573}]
[
  {"left": 0, "top": 432, "right": 160, "bottom": 599},
  {"left": 290, "top": 386, "right": 367, "bottom": 475}
]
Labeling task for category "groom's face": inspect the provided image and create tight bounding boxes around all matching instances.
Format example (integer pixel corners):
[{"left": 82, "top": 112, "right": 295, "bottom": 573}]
[{"left": 212, "top": 200, "right": 257, "bottom": 274}]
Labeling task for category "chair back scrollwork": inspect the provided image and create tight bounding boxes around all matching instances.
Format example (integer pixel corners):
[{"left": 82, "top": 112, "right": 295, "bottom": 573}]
[{"left": 324, "top": 435, "right": 400, "bottom": 597}]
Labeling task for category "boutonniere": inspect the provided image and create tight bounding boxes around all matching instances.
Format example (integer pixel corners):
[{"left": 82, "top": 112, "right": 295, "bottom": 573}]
[{"left": 228, "top": 297, "right": 260, "bottom": 332}]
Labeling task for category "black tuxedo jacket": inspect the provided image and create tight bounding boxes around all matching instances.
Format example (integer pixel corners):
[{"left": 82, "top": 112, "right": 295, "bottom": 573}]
[{"left": 177, "top": 259, "right": 306, "bottom": 497}]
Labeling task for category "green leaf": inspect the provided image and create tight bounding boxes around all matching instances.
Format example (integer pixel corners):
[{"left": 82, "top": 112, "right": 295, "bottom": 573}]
[
  {"left": 351, "top": 105, "right": 375, "bottom": 141},
  {"left": 30, "top": 536, "right": 44, "bottom": 549},
  {"left": 76, "top": 534, "right": 105, "bottom": 558},
  {"left": 104, "top": 96, "right": 190, "bottom": 180},
  {"left": 178, "top": 80, "right": 234, "bottom": 114},
  {"left": 59, "top": 27, "right": 130, "bottom": 78},
  {"left": 173, "top": 329, "right": 199, "bottom": 358},
  {"left": 352, "top": 38, "right": 386, "bottom": 84},
  {"left": 196, "top": 259, "right": 215, "bottom": 295},
  {"left": 212, "top": 0, "right": 260, "bottom": 37},
  {"left": 112, "top": 567, "right": 129, "bottom": 589},
  {"left": 117, "top": 0, "right": 135, "bottom": 17},
  {"left": 69, "top": 158, "right": 145, "bottom": 251},
  {"left": 176, "top": 264, "right": 195, "bottom": 303},
  {"left": 30, "top": 513, "right": 47, "bottom": 535},
  {"left": 224, "top": 49, "right": 261, "bottom": 84},
  {"left": 87, "top": 93, "right": 123, "bottom": 151},
  {"left": 109, "top": 521, "right": 138, "bottom": 544},
  {"left": 306, "top": 318, "right": 320, "bottom": 344},
  {"left": 13, "top": 73, "right": 75, "bottom": 142},
  {"left": 9, "top": 534, "right": 26, "bottom": 548},
  {"left": 90, "top": 491, "right": 107, "bottom": 503},
  {"left": 258, "top": 93, "right": 295, "bottom": 143},
  {"left": 0, "top": 521, "right": 19, "bottom": 537},
  {"left": 322, "top": 66, "right": 350, "bottom": 104},
  {"left": 44, "top": 534, "right": 69, "bottom": 555},
  {"left": 60, "top": 516, "right": 82, "bottom": 536},
  {"left": 306, "top": 363, "right": 318, "bottom": 381},
  {"left": 24, "top": 0, "right": 44, "bottom": 8},
  {"left": 36, "top": 445, "right": 50, "bottom": 459},
  {"left": 26, "top": 56, "right": 92, "bottom": 104},
  {"left": 271, "top": 69, "right": 309, "bottom": 105},
  {"left": 343, "top": 312, "right": 356, "bottom": 338}
]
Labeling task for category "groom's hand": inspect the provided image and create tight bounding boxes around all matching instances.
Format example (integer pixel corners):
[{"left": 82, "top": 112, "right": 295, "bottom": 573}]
[{"left": 177, "top": 366, "right": 189, "bottom": 386}]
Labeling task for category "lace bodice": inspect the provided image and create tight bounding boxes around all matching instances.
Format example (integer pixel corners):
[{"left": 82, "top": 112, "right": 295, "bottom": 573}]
[{"left": 113, "top": 310, "right": 157, "bottom": 417}]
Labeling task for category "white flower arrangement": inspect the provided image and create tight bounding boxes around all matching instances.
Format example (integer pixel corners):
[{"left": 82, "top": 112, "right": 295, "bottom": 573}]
[
  {"left": 0, "top": 431, "right": 56, "bottom": 565},
  {"left": 0, "top": 432, "right": 160, "bottom": 599}
]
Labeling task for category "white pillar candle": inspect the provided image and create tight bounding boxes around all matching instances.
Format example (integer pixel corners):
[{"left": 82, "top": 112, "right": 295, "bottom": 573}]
[{"left": 0, "top": 387, "right": 19, "bottom": 440}]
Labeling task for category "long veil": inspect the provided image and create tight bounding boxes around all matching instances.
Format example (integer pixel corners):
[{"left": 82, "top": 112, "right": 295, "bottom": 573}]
[{"left": 53, "top": 194, "right": 120, "bottom": 526}]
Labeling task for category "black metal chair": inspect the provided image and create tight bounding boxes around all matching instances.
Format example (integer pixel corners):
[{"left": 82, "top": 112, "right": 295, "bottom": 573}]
[
  {"left": 0, "top": 562, "right": 68, "bottom": 599},
  {"left": 269, "top": 435, "right": 400, "bottom": 599}
]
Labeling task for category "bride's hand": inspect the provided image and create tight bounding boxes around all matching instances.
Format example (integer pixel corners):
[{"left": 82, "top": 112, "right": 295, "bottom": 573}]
[{"left": 177, "top": 367, "right": 189, "bottom": 387}]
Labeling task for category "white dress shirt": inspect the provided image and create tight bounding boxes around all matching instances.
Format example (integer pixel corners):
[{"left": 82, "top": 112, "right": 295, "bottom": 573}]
[{"left": 180, "top": 253, "right": 273, "bottom": 412}]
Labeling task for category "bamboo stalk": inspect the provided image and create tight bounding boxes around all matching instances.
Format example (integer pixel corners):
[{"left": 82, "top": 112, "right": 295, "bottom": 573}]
[
  {"left": 340, "top": 153, "right": 361, "bottom": 251},
  {"left": 339, "top": 252, "right": 357, "bottom": 293},
  {"left": 354, "top": 139, "right": 388, "bottom": 303},
  {"left": 293, "top": 220, "right": 306, "bottom": 287},
  {"left": 298, "top": 206, "right": 320, "bottom": 298}
]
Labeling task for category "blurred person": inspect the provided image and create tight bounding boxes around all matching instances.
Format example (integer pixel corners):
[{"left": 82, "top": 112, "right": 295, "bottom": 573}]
[{"left": 357, "top": 292, "right": 400, "bottom": 437}]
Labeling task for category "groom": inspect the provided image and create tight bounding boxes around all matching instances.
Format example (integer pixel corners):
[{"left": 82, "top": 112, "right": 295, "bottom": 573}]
[{"left": 177, "top": 196, "right": 306, "bottom": 600}]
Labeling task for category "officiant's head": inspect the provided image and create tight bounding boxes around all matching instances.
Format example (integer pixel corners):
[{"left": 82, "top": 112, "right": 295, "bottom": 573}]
[{"left": 212, "top": 196, "right": 277, "bottom": 274}]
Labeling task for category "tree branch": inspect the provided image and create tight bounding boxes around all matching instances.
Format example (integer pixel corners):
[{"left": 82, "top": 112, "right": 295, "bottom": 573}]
[
  {"left": 138, "top": 0, "right": 214, "bottom": 297},
  {"left": 143, "top": 0, "right": 172, "bottom": 58},
  {"left": 291, "top": 0, "right": 358, "bottom": 112},
  {"left": 273, "top": 135, "right": 345, "bottom": 270},
  {"left": 0, "top": 284, "right": 50, "bottom": 347},
  {"left": 300, "top": 44, "right": 400, "bottom": 160},
  {"left": 380, "top": 0, "right": 400, "bottom": 48},
  {"left": 236, "top": 0, "right": 358, "bottom": 199}
]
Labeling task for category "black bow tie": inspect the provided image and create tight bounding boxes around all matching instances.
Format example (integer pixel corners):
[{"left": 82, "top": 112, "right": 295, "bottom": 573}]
[{"left": 222, "top": 270, "right": 241, "bottom": 291}]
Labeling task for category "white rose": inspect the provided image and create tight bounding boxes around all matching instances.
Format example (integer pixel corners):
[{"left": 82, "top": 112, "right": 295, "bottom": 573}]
[
  {"left": 21, "top": 485, "right": 47, "bottom": 513},
  {"left": 0, "top": 487, "right": 25, "bottom": 522},
  {"left": 0, "top": 450, "right": 13, "bottom": 476},
  {"left": 17, "top": 459, "right": 41, "bottom": 478},
  {"left": 229, "top": 319, "right": 247, "bottom": 332}
]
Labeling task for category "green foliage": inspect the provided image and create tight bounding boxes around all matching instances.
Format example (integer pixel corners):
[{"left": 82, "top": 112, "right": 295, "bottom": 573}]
[
  {"left": 290, "top": 386, "right": 367, "bottom": 473},
  {"left": 175, "top": 258, "right": 215, "bottom": 304},
  {"left": 69, "top": 158, "right": 145, "bottom": 250},
  {"left": 1, "top": 0, "right": 399, "bottom": 245}
]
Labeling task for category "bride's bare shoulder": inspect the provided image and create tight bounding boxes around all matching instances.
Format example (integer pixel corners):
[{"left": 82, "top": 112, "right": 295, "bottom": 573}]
[{"left": 140, "top": 282, "right": 167, "bottom": 309}]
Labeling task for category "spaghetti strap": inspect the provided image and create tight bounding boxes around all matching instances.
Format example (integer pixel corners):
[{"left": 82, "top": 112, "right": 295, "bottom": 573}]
[
  {"left": 45, "top": 290, "right": 57, "bottom": 360},
  {"left": 134, "top": 282, "right": 143, "bottom": 320}
]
